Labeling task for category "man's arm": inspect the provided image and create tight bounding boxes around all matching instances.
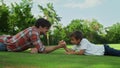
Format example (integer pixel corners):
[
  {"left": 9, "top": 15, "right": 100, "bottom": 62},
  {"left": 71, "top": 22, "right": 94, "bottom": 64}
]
[
  {"left": 30, "top": 40, "right": 67, "bottom": 54},
  {"left": 59, "top": 40, "right": 75, "bottom": 52},
  {"left": 30, "top": 48, "right": 38, "bottom": 54},
  {"left": 30, "top": 31, "right": 46, "bottom": 53}
]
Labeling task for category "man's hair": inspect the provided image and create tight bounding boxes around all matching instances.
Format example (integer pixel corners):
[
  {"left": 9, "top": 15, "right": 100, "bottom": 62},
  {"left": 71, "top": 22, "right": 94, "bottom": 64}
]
[
  {"left": 70, "top": 31, "right": 83, "bottom": 40},
  {"left": 35, "top": 18, "right": 51, "bottom": 28}
]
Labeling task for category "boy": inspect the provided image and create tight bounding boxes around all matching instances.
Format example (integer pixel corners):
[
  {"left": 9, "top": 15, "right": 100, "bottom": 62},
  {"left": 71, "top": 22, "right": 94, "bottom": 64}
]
[
  {"left": 0, "top": 18, "right": 65, "bottom": 54},
  {"left": 63, "top": 31, "right": 120, "bottom": 56}
]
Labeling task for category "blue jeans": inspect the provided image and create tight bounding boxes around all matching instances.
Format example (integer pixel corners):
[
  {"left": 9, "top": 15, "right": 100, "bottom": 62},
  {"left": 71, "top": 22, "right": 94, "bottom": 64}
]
[
  {"left": 0, "top": 43, "right": 7, "bottom": 51},
  {"left": 104, "top": 44, "right": 120, "bottom": 56}
]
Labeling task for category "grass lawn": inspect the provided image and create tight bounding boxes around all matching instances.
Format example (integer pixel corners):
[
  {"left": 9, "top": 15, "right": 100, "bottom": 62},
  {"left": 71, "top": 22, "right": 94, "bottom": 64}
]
[{"left": 0, "top": 44, "right": 120, "bottom": 68}]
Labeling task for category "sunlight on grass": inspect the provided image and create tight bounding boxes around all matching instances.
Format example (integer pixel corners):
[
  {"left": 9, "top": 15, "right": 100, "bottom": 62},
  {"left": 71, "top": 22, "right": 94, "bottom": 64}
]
[
  {"left": 109, "top": 44, "right": 120, "bottom": 49},
  {"left": 0, "top": 44, "right": 120, "bottom": 68}
]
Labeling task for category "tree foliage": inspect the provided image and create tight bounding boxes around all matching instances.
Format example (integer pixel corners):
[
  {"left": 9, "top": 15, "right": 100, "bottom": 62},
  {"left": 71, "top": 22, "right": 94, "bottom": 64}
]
[
  {"left": 0, "top": 1, "right": 9, "bottom": 34},
  {"left": 0, "top": 0, "right": 120, "bottom": 44},
  {"left": 8, "top": 0, "right": 36, "bottom": 34},
  {"left": 38, "top": 3, "right": 61, "bottom": 25},
  {"left": 64, "top": 19, "right": 104, "bottom": 43},
  {"left": 106, "top": 23, "right": 120, "bottom": 43},
  {"left": 38, "top": 3, "right": 61, "bottom": 45}
]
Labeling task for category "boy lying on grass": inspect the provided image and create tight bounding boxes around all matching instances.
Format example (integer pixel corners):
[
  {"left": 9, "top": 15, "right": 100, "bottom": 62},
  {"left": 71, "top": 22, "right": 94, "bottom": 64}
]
[{"left": 63, "top": 31, "right": 120, "bottom": 57}]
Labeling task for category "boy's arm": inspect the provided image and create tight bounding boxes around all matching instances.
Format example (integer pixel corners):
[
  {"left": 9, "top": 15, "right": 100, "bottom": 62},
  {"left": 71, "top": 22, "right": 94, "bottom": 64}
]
[
  {"left": 66, "top": 49, "right": 85, "bottom": 55},
  {"left": 58, "top": 40, "right": 75, "bottom": 52},
  {"left": 64, "top": 47, "right": 75, "bottom": 52}
]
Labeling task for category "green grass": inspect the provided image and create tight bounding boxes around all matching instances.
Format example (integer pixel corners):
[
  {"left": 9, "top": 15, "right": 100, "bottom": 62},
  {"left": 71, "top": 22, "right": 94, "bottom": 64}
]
[{"left": 0, "top": 44, "right": 120, "bottom": 68}]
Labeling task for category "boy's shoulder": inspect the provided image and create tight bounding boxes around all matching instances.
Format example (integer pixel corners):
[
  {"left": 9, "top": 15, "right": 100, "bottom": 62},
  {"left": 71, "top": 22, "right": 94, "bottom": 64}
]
[
  {"left": 80, "top": 38, "right": 90, "bottom": 45},
  {"left": 81, "top": 38, "right": 89, "bottom": 42}
]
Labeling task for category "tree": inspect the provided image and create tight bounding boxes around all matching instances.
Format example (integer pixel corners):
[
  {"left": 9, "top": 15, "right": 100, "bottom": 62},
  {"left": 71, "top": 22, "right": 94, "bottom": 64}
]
[
  {"left": 87, "top": 19, "right": 104, "bottom": 43},
  {"left": 8, "top": 0, "right": 35, "bottom": 35},
  {"left": 66, "top": 19, "right": 104, "bottom": 44},
  {"left": 106, "top": 23, "right": 120, "bottom": 43},
  {"left": 38, "top": 3, "right": 61, "bottom": 24},
  {"left": 51, "top": 23, "right": 67, "bottom": 45},
  {"left": 38, "top": 3, "right": 61, "bottom": 45},
  {"left": 0, "top": 0, "right": 9, "bottom": 34}
]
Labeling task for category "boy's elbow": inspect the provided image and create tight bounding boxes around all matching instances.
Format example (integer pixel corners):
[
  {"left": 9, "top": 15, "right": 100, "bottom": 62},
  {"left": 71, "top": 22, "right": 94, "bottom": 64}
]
[
  {"left": 77, "top": 51, "right": 85, "bottom": 55},
  {"left": 78, "top": 53, "right": 84, "bottom": 55}
]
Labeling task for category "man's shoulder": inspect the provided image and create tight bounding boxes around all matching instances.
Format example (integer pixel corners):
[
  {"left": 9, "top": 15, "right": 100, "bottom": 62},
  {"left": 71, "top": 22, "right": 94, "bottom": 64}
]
[
  {"left": 22, "top": 27, "right": 31, "bottom": 31},
  {"left": 26, "top": 27, "right": 32, "bottom": 30}
]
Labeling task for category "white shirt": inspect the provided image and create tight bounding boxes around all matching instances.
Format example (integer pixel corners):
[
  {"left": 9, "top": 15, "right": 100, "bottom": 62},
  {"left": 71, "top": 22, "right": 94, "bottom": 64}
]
[{"left": 72, "top": 38, "right": 105, "bottom": 55}]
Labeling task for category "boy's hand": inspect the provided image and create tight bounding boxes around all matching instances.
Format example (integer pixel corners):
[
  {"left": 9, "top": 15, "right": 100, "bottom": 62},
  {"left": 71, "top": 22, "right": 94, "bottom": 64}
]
[{"left": 30, "top": 48, "right": 38, "bottom": 54}]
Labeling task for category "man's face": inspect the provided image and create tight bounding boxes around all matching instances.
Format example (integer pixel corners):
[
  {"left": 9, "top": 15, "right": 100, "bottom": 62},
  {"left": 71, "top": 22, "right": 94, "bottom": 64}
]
[
  {"left": 70, "top": 37, "right": 80, "bottom": 45},
  {"left": 39, "top": 27, "right": 49, "bottom": 35}
]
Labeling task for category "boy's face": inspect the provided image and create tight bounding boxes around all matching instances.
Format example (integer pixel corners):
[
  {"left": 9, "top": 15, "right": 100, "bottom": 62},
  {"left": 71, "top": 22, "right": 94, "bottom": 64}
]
[{"left": 70, "top": 37, "right": 80, "bottom": 45}]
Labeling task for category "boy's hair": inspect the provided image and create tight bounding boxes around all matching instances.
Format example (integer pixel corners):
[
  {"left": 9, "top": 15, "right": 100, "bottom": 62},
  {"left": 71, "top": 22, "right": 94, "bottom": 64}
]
[
  {"left": 35, "top": 18, "right": 51, "bottom": 28},
  {"left": 70, "top": 31, "right": 83, "bottom": 40}
]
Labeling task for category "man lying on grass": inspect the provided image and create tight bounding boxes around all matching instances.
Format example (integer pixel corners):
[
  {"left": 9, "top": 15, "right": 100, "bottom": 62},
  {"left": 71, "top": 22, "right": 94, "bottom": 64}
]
[
  {"left": 63, "top": 31, "right": 120, "bottom": 57},
  {"left": 0, "top": 18, "right": 65, "bottom": 54}
]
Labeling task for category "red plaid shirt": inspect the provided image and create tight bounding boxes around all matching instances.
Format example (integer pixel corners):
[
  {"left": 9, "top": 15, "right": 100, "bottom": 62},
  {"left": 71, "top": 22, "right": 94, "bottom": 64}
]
[{"left": 0, "top": 27, "right": 45, "bottom": 52}]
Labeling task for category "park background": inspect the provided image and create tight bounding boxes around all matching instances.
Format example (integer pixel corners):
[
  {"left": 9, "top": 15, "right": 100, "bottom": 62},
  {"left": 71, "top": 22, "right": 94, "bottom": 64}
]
[
  {"left": 0, "top": 0, "right": 120, "bottom": 45},
  {"left": 0, "top": 0, "right": 120, "bottom": 68}
]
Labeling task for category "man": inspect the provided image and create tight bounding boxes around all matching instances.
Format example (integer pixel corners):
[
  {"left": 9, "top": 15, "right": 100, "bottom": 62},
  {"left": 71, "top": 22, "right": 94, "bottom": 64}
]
[{"left": 0, "top": 18, "right": 65, "bottom": 54}]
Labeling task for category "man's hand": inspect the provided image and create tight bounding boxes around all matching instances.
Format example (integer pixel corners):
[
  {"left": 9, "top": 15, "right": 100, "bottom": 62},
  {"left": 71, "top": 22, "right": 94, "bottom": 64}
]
[
  {"left": 58, "top": 40, "right": 66, "bottom": 48},
  {"left": 30, "top": 48, "right": 38, "bottom": 54}
]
